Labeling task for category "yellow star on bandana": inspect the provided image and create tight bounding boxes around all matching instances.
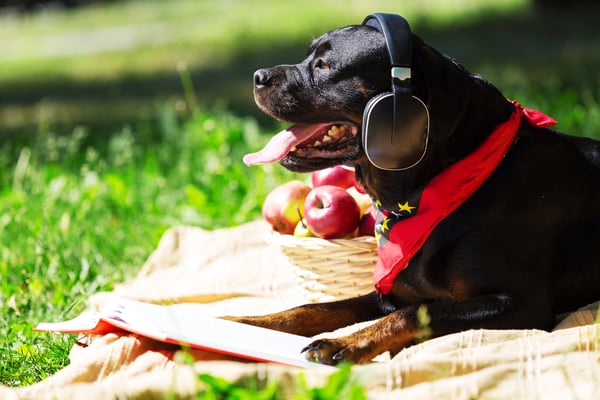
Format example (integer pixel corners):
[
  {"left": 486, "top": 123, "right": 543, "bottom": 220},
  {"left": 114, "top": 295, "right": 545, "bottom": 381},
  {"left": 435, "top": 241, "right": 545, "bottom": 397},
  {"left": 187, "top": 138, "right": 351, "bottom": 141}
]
[
  {"left": 374, "top": 230, "right": 382, "bottom": 246},
  {"left": 397, "top": 201, "right": 416, "bottom": 214},
  {"left": 381, "top": 217, "right": 391, "bottom": 232}
]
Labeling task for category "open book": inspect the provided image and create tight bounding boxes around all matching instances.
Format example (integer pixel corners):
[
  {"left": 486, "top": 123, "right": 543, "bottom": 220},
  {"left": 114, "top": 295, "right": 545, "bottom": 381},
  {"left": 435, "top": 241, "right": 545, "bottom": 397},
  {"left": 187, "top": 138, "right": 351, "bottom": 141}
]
[{"left": 34, "top": 297, "right": 331, "bottom": 369}]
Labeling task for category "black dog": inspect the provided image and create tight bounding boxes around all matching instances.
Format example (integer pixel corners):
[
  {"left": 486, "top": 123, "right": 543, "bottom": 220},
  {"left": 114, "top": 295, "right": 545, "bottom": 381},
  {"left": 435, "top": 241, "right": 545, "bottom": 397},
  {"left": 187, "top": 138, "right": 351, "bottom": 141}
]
[{"left": 236, "top": 15, "right": 600, "bottom": 365}]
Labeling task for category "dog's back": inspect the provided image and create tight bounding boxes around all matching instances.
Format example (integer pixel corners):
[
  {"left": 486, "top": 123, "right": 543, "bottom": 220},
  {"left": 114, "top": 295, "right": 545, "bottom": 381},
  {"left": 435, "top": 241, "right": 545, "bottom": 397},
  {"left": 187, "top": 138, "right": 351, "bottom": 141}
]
[{"left": 544, "top": 131, "right": 600, "bottom": 313}]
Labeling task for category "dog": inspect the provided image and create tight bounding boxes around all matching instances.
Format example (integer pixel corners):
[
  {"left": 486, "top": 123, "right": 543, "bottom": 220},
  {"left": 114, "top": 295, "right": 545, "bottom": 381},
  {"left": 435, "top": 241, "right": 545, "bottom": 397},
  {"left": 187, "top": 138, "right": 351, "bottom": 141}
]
[{"left": 234, "top": 13, "right": 600, "bottom": 365}]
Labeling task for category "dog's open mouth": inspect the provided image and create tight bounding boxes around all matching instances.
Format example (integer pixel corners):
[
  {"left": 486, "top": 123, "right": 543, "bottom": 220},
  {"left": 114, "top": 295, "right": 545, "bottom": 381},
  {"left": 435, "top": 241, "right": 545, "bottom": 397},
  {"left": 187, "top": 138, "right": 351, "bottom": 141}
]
[{"left": 243, "top": 123, "right": 358, "bottom": 166}]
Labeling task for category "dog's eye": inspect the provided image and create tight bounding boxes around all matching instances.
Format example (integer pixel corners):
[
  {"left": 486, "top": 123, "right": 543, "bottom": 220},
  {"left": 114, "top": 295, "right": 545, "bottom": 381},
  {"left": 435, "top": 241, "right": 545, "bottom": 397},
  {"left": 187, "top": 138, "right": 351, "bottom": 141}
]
[{"left": 314, "top": 59, "right": 330, "bottom": 70}]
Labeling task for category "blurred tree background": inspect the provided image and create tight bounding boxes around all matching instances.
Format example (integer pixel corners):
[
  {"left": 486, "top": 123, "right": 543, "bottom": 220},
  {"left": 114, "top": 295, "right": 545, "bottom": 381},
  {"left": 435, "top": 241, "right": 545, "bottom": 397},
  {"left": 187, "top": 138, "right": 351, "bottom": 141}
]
[{"left": 1, "top": 0, "right": 598, "bottom": 144}]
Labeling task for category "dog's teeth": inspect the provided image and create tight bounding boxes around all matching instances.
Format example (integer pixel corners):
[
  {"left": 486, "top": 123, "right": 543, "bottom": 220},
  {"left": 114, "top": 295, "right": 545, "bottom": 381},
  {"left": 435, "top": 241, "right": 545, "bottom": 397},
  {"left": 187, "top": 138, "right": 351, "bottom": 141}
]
[
  {"left": 290, "top": 146, "right": 297, "bottom": 152},
  {"left": 322, "top": 135, "right": 332, "bottom": 143},
  {"left": 314, "top": 140, "right": 322, "bottom": 147},
  {"left": 328, "top": 126, "right": 340, "bottom": 137}
]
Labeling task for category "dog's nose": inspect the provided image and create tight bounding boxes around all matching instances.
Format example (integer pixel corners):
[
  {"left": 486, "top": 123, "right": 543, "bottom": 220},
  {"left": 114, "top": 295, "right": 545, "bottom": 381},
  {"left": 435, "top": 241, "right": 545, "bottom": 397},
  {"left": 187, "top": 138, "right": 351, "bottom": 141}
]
[{"left": 254, "top": 69, "right": 271, "bottom": 88}]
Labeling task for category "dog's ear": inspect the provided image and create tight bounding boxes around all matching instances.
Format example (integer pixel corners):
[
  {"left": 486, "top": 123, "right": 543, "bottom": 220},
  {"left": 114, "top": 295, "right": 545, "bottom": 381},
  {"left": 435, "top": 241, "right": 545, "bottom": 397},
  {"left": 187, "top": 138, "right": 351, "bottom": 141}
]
[{"left": 411, "top": 35, "right": 470, "bottom": 143}]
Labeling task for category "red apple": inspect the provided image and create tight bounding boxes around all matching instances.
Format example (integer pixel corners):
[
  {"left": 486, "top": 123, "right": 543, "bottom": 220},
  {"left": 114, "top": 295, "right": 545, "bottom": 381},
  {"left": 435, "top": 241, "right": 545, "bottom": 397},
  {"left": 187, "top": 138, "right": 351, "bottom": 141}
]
[
  {"left": 357, "top": 206, "right": 377, "bottom": 237},
  {"left": 311, "top": 166, "right": 356, "bottom": 189},
  {"left": 262, "top": 180, "right": 311, "bottom": 234},
  {"left": 304, "top": 185, "right": 361, "bottom": 239}
]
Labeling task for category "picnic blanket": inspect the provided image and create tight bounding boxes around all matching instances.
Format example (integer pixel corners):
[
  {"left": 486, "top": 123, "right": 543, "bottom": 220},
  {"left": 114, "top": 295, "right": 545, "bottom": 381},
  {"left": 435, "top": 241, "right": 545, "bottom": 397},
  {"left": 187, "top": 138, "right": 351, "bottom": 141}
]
[{"left": 2, "top": 220, "right": 599, "bottom": 399}]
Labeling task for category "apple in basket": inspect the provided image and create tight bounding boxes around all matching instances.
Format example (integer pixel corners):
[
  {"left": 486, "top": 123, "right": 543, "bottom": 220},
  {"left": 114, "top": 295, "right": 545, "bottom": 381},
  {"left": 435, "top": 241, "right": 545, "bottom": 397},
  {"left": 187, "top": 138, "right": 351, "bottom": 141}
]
[
  {"left": 262, "top": 180, "right": 311, "bottom": 234},
  {"left": 311, "top": 165, "right": 356, "bottom": 189},
  {"left": 304, "top": 185, "right": 361, "bottom": 239},
  {"left": 293, "top": 218, "right": 314, "bottom": 238},
  {"left": 357, "top": 206, "right": 377, "bottom": 237}
]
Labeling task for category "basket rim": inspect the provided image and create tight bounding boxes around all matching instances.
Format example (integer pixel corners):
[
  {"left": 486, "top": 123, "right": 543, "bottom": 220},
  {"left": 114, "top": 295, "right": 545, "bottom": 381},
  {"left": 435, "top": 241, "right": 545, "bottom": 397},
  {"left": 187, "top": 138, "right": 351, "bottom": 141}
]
[{"left": 267, "top": 231, "right": 377, "bottom": 249}]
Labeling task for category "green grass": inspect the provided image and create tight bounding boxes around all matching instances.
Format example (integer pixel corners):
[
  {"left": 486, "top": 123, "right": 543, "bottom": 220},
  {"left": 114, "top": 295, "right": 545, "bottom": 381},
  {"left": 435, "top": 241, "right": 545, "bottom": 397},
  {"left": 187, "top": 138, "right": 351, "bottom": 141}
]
[
  {"left": 0, "top": 102, "right": 302, "bottom": 386},
  {"left": 1, "top": 0, "right": 600, "bottom": 395},
  {"left": 190, "top": 362, "right": 366, "bottom": 399}
]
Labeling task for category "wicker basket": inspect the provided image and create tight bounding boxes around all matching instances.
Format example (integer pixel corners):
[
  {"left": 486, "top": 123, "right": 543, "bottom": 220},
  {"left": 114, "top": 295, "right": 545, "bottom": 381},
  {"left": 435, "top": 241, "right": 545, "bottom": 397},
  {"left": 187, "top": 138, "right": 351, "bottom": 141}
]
[{"left": 268, "top": 232, "right": 378, "bottom": 303}]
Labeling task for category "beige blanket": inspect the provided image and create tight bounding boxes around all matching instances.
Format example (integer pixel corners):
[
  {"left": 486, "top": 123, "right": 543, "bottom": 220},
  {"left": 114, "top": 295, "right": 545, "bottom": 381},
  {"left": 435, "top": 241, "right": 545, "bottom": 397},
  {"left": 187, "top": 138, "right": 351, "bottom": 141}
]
[{"left": 3, "top": 221, "right": 599, "bottom": 399}]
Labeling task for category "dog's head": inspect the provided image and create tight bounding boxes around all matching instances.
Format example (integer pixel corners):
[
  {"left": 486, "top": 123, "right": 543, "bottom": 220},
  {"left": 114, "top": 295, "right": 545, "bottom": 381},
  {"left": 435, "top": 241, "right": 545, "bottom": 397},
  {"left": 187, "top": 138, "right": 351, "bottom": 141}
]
[
  {"left": 245, "top": 25, "right": 388, "bottom": 171},
  {"left": 245, "top": 15, "right": 512, "bottom": 205}
]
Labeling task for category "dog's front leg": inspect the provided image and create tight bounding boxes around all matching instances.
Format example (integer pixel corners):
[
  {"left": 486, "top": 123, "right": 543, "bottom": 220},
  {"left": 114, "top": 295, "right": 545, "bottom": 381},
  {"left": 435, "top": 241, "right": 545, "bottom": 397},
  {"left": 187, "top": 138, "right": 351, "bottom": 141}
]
[
  {"left": 226, "top": 292, "right": 386, "bottom": 337},
  {"left": 302, "top": 293, "right": 522, "bottom": 365}
]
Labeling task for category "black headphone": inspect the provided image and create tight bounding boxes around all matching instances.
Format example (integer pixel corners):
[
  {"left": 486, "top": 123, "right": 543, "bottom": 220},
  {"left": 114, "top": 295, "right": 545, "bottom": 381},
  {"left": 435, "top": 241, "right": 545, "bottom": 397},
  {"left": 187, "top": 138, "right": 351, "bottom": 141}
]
[{"left": 362, "top": 13, "right": 430, "bottom": 171}]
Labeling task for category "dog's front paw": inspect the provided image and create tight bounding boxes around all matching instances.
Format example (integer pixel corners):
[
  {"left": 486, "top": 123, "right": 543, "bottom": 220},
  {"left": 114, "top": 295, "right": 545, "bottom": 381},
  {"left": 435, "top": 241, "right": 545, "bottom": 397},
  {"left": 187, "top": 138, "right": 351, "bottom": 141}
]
[{"left": 302, "top": 338, "right": 373, "bottom": 365}]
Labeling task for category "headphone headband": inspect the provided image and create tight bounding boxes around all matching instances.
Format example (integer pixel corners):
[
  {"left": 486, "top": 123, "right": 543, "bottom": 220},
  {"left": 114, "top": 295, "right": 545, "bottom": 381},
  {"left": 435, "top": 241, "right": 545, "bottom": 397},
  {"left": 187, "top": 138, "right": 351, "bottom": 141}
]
[{"left": 363, "top": 14, "right": 412, "bottom": 69}]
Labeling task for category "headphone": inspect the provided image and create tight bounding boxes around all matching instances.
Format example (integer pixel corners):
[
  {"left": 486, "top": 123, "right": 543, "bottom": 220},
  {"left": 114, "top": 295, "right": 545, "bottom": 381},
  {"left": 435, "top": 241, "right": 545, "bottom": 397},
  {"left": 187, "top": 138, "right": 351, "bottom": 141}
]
[{"left": 362, "top": 13, "right": 430, "bottom": 171}]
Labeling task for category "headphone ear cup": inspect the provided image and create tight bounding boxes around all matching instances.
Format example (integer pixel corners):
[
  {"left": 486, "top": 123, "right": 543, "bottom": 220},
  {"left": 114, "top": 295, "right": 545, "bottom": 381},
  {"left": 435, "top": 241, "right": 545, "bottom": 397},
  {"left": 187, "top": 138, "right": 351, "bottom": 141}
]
[
  {"left": 362, "top": 92, "right": 393, "bottom": 164},
  {"left": 362, "top": 92, "right": 429, "bottom": 170}
]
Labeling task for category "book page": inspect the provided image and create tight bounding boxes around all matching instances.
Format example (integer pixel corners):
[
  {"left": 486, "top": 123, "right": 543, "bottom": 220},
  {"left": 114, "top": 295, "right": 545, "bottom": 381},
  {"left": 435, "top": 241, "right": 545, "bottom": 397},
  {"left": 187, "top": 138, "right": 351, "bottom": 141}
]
[
  {"left": 34, "top": 312, "right": 102, "bottom": 333},
  {"left": 102, "top": 298, "right": 330, "bottom": 369}
]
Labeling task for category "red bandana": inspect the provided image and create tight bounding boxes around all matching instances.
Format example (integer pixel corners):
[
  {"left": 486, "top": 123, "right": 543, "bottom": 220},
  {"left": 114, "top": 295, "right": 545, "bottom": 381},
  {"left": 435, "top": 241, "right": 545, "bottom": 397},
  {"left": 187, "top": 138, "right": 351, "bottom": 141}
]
[{"left": 373, "top": 101, "right": 557, "bottom": 294}]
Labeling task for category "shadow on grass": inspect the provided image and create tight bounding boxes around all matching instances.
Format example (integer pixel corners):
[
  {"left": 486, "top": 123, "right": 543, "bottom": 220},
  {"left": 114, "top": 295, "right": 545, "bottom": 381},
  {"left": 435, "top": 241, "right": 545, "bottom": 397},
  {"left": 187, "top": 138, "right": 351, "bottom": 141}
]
[{"left": 1, "top": 5, "right": 599, "bottom": 145}]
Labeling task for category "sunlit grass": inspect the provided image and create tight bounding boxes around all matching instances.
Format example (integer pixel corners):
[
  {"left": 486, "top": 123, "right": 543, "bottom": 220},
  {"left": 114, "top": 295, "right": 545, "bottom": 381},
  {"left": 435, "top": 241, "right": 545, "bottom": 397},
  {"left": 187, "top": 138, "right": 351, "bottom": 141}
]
[{"left": 0, "top": 102, "right": 303, "bottom": 385}]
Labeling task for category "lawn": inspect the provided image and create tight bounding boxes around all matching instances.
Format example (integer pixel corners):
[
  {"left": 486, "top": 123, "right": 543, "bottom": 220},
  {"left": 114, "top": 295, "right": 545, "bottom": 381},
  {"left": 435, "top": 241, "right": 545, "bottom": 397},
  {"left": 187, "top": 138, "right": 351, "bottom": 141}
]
[{"left": 1, "top": 0, "right": 599, "bottom": 394}]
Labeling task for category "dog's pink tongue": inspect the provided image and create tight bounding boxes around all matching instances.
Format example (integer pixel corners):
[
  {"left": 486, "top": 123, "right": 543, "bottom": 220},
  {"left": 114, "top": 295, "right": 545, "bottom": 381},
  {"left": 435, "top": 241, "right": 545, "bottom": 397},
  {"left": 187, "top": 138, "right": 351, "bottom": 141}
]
[{"left": 243, "top": 125, "right": 310, "bottom": 166}]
